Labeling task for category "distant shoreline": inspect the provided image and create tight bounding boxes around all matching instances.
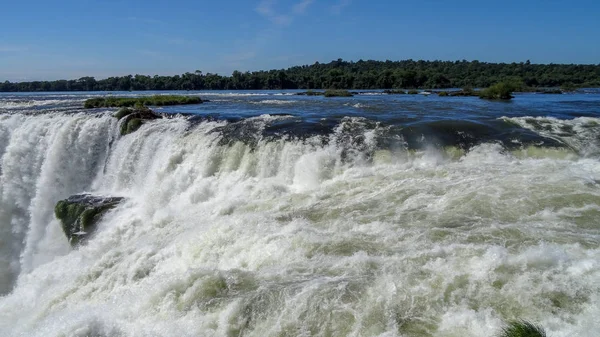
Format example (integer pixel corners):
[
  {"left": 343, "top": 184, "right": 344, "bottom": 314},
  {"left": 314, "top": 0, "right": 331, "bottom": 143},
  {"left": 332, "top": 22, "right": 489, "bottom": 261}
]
[{"left": 2, "top": 59, "right": 599, "bottom": 92}]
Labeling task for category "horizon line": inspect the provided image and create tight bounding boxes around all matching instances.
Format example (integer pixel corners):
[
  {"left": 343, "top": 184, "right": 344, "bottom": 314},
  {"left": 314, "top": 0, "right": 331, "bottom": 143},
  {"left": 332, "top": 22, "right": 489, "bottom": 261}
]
[{"left": 3, "top": 58, "right": 600, "bottom": 83}]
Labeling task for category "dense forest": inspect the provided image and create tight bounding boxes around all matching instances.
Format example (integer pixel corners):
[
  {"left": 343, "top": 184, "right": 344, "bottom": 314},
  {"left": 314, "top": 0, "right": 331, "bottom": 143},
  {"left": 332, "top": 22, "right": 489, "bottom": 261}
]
[{"left": 2, "top": 59, "right": 599, "bottom": 92}]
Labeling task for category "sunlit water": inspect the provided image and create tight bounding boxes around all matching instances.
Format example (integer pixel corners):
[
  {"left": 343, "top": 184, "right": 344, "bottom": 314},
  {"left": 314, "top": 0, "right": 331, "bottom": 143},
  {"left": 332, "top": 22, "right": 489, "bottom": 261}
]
[{"left": 0, "top": 90, "right": 599, "bottom": 336}]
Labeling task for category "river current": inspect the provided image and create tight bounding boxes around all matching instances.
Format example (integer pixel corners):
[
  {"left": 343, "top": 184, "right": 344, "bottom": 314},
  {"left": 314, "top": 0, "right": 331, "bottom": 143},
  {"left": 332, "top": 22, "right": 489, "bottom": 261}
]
[{"left": 0, "top": 90, "right": 599, "bottom": 336}]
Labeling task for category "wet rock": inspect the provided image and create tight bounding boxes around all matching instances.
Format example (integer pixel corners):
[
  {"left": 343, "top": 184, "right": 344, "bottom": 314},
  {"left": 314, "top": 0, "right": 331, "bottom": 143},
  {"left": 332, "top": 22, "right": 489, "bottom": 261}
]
[
  {"left": 383, "top": 89, "right": 407, "bottom": 94},
  {"left": 55, "top": 194, "right": 124, "bottom": 247},
  {"left": 114, "top": 106, "right": 161, "bottom": 135}
]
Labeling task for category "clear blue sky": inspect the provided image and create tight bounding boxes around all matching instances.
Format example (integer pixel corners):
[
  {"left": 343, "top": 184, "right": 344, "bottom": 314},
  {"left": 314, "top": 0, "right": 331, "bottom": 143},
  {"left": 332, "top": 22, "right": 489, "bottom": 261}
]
[{"left": 1, "top": 0, "right": 599, "bottom": 81}]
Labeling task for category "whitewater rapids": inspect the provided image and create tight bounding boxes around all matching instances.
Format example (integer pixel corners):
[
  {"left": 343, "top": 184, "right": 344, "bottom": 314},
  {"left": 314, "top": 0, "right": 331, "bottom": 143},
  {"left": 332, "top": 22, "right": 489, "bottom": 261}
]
[{"left": 0, "top": 112, "right": 598, "bottom": 336}]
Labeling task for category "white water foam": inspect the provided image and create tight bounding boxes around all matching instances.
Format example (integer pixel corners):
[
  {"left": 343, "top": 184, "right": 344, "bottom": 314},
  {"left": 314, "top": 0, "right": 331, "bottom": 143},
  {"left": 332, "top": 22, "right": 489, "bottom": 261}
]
[
  {"left": 195, "top": 93, "right": 273, "bottom": 97},
  {"left": 0, "top": 114, "right": 598, "bottom": 336},
  {"left": 501, "top": 116, "right": 600, "bottom": 156},
  {"left": 252, "top": 100, "right": 299, "bottom": 105},
  {"left": 0, "top": 113, "right": 116, "bottom": 293},
  {"left": 344, "top": 103, "right": 369, "bottom": 109},
  {"left": 0, "top": 99, "right": 70, "bottom": 109}
]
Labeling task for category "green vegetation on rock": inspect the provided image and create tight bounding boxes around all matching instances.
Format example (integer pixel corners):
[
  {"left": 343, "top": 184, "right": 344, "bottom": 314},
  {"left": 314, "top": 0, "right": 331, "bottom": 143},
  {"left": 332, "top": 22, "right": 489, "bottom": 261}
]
[
  {"left": 54, "top": 200, "right": 88, "bottom": 239},
  {"left": 295, "top": 90, "right": 325, "bottom": 96},
  {"left": 323, "top": 89, "right": 353, "bottom": 97},
  {"left": 113, "top": 105, "right": 161, "bottom": 136},
  {"left": 408, "top": 90, "right": 419, "bottom": 94},
  {"left": 383, "top": 89, "right": 406, "bottom": 94},
  {"left": 446, "top": 87, "right": 479, "bottom": 96},
  {"left": 122, "top": 118, "right": 143, "bottom": 135},
  {"left": 55, "top": 194, "right": 124, "bottom": 246},
  {"left": 84, "top": 95, "right": 203, "bottom": 108},
  {"left": 497, "top": 321, "right": 547, "bottom": 337},
  {"left": 114, "top": 106, "right": 135, "bottom": 119},
  {"left": 479, "top": 82, "right": 517, "bottom": 100},
  {"left": 438, "top": 91, "right": 449, "bottom": 96}
]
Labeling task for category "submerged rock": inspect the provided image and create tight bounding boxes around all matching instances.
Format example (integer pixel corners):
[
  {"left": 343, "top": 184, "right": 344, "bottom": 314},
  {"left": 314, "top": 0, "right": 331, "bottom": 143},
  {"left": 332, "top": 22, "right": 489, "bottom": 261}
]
[
  {"left": 114, "top": 106, "right": 161, "bottom": 136},
  {"left": 54, "top": 194, "right": 124, "bottom": 247}
]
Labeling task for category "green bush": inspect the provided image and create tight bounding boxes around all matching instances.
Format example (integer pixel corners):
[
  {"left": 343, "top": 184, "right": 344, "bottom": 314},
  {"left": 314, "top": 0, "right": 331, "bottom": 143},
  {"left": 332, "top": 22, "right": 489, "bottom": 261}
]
[
  {"left": 407, "top": 90, "right": 419, "bottom": 95},
  {"left": 438, "top": 91, "right": 449, "bottom": 96},
  {"left": 323, "top": 89, "right": 353, "bottom": 97},
  {"left": 497, "top": 321, "right": 546, "bottom": 337},
  {"left": 479, "top": 82, "right": 516, "bottom": 100}
]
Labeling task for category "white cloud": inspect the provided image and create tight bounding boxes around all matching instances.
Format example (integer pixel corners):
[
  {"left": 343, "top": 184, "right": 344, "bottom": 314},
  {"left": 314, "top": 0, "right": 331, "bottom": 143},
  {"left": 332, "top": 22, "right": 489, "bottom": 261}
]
[
  {"left": 331, "top": 0, "right": 351, "bottom": 14},
  {"left": 256, "top": 0, "right": 276, "bottom": 16},
  {"left": 236, "top": 0, "right": 313, "bottom": 68},
  {"left": 256, "top": 0, "right": 292, "bottom": 26},
  {"left": 293, "top": 0, "right": 314, "bottom": 14}
]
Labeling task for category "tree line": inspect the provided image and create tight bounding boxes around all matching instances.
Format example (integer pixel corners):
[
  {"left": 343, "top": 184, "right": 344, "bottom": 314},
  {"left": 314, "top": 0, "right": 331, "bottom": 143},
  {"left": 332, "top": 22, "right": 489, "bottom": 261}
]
[{"left": 2, "top": 59, "right": 599, "bottom": 92}]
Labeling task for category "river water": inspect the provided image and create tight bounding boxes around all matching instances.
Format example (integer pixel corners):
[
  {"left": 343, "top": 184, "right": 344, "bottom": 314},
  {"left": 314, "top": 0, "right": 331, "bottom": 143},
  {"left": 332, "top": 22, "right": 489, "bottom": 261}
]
[{"left": 0, "top": 90, "right": 598, "bottom": 336}]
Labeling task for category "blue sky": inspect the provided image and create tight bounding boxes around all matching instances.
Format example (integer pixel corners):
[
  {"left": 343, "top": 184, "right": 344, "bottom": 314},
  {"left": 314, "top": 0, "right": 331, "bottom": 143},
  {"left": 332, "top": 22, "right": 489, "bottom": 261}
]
[{"left": 1, "top": 0, "right": 599, "bottom": 81}]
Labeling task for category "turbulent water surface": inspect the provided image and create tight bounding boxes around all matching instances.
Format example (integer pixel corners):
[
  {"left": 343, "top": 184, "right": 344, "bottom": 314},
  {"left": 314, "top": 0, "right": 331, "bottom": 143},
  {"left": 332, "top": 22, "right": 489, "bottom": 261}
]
[{"left": 0, "top": 90, "right": 599, "bottom": 336}]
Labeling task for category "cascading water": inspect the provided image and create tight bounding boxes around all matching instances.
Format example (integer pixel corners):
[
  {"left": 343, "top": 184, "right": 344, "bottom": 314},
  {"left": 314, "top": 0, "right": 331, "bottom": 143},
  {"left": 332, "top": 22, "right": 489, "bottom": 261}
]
[
  {"left": 0, "top": 91, "right": 599, "bottom": 337},
  {"left": 0, "top": 113, "right": 116, "bottom": 292}
]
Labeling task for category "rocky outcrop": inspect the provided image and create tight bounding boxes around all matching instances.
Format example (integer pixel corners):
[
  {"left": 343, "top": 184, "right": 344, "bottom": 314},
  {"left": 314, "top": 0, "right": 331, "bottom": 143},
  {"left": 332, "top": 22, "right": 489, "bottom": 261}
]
[
  {"left": 114, "top": 106, "right": 161, "bottom": 135},
  {"left": 55, "top": 194, "right": 124, "bottom": 246},
  {"left": 383, "top": 89, "right": 407, "bottom": 94}
]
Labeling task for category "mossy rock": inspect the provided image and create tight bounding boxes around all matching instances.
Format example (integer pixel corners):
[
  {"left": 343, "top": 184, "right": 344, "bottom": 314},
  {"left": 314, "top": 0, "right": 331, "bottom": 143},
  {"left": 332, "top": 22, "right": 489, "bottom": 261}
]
[
  {"left": 407, "top": 90, "right": 419, "bottom": 95},
  {"left": 114, "top": 107, "right": 135, "bottom": 119},
  {"left": 438, "top": 91, "right": 449, "bottom": 96},
  {"left": 120, "top": 117, "right": 145, "bottom": 135},
  {"left": 125, "top": 118, "right": 143, "bottom": 134},
  {"left": 55, "top": 194, "right": 124, "bottom": 247},
  {"left": 448, "top": 89, "right": 479, "bottom": 97},
  {"left": 323, "top": 89, "right": 353, "bottom": 97},
  {"left": 383, "top": 89, "right": 406, "bottom": 94},
  {"left": 116, "top": 106, "right": 161, "bottom": 136},
  {"left": 497, "top": 321, "right": 547, "bottom": 337}
]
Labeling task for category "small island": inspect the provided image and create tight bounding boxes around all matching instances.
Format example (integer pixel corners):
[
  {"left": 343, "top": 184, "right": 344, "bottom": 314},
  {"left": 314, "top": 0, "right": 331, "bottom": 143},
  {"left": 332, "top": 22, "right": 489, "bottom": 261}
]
[{"left": 83, "top": 95, "right": 203, "bottom": 108}]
